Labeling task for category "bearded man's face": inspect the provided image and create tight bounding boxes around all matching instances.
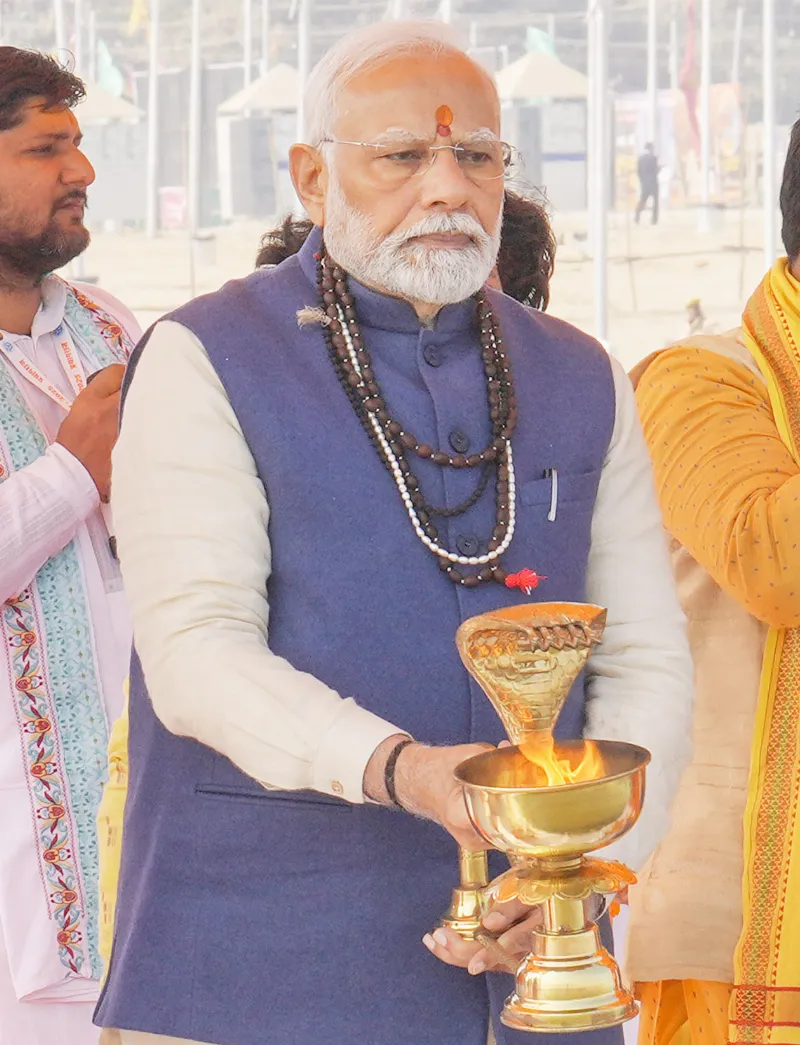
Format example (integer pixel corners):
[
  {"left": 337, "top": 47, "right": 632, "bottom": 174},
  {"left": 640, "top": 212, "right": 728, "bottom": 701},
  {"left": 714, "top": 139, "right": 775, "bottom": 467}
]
[
  {"left": 0, "top": 98, "right": 94, "bottom": 282},
  {"left": 290, "top": 50, "right": 506, "bottom": 310}
]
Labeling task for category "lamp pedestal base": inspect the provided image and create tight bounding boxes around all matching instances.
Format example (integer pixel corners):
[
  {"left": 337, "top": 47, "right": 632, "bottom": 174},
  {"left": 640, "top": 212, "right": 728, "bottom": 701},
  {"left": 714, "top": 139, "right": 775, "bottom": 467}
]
[{"left": 501, "top": 899, "right": 637, "bottom": 1033}]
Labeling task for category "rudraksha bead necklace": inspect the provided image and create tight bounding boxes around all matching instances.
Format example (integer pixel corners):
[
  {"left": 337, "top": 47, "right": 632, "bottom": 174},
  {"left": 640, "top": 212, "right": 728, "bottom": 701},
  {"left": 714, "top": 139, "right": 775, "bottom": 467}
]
[{"left": 316, "top": 250, "right": 518, "bottom": 589}]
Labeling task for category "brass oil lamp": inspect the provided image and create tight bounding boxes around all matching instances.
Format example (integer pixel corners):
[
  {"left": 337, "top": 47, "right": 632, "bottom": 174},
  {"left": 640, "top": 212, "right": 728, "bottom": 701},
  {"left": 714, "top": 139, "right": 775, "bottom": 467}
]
[{"left": 439, "top": 603, "right": 649, "bottom": 1032}]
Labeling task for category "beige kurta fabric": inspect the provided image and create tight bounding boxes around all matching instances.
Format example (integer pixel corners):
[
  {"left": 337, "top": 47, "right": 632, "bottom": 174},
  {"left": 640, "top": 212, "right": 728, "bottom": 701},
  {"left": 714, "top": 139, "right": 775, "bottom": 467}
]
[
  {"left": 625, "top": 545, "right": 766, "bottom": 982},
  {"left": 625, "top": 333, "right": 769, "bottom": 984}
]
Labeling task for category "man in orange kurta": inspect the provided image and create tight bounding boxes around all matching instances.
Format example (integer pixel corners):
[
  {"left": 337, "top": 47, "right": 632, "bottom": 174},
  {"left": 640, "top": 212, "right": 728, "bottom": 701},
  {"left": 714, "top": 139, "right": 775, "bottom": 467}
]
[{"left": 628, "top": 116, "right": 800, "bottom": 1045}]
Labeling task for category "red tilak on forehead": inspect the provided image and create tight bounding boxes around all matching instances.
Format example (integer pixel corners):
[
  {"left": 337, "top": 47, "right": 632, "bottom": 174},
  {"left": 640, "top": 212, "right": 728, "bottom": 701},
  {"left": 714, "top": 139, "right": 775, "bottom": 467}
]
[{"left": 435, "top": 104, "right": 453, "bottom": 137}]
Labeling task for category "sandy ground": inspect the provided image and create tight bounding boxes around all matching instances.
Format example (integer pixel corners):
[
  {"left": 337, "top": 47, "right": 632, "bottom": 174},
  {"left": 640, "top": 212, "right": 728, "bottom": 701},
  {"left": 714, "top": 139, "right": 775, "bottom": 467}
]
[{"left": 76, "top": 204, "right": 774, "bottom": 371}]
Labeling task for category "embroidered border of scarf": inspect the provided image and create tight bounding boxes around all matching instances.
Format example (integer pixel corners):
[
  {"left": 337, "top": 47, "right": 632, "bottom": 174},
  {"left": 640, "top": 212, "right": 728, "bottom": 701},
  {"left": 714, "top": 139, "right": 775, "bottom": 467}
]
[{"left": 0, "top": 280, "right": 132, "bottom": 980}]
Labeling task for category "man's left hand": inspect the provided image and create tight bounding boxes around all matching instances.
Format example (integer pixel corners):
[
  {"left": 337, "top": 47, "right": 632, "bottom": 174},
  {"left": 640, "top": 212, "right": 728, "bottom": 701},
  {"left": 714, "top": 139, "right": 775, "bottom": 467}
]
[
  {"left": 422, "top": 899, "right": 542, "bottom": 975},
  {"left": 422, "top": 894, "right": 611, "bottom": 974}
]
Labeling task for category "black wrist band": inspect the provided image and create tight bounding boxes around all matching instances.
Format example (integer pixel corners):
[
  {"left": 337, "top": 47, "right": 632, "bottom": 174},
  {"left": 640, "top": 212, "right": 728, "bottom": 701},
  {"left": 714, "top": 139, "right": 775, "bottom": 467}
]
[{"left": 384, "top": 738, "right": 414, "bottom": 809}]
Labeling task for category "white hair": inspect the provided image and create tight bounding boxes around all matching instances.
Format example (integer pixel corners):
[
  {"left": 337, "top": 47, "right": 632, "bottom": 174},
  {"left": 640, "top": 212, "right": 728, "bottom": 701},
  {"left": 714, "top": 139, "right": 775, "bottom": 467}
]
[{"left": 303, "top": 19, "right": 490, "bottom": 144}]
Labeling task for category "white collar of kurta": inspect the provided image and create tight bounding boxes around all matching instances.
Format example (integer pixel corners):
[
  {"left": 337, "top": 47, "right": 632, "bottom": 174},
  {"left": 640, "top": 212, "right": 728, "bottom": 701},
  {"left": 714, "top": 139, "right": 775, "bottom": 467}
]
[
  {"left": 33, "top": 274, "right": 69, "bottom": 339},
  {"left": 0, "top": 274, "right": 69, "bottom": 343},
  {"left": 0, "top": 276, "right": 85, "bottom": 410}
]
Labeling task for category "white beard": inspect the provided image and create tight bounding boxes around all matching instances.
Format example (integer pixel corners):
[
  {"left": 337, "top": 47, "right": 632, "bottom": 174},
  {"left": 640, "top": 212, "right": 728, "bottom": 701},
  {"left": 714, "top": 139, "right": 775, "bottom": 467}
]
[{"left": 322, "top": 174, "right": 501, "bottom": 306}]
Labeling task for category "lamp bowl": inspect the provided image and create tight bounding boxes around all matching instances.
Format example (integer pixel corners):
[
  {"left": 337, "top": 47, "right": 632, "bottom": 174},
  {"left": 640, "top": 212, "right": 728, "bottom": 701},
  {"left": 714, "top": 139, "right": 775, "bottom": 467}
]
[{"left": 455, "top": 741, "right": 649, "bottom": 860}]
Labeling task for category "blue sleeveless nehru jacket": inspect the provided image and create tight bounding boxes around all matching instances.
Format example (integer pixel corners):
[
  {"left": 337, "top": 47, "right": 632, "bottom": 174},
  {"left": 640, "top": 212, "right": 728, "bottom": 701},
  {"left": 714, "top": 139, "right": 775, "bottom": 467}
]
[{"left": 96, "top": 228, "right": 618, "bottom": 1045}]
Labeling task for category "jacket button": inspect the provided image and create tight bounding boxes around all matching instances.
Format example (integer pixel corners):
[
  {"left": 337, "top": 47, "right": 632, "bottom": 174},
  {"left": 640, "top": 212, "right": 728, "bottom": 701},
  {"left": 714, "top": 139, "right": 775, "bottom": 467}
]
[
  {"left": 456, "top": 534, "right": 480, "bottom": 557},
  {"left": 423, "top": 344, "right": 441, "bottom": 367},
  {"left": 449, "top": 428, "right": 470, "bottom": 453}
]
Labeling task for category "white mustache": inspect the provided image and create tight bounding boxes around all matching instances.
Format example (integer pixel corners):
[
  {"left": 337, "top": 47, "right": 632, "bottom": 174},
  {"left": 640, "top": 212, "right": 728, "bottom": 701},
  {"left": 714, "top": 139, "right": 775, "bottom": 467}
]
[{"left": 383, "top": 212, "right": 491, "bottom": 251}]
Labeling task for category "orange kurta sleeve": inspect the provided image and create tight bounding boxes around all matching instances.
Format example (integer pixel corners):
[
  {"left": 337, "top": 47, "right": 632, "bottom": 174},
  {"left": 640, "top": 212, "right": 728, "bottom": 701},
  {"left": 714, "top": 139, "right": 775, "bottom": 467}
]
[{"left": 635, "top": 344, "right": 800, "bottom": 628}]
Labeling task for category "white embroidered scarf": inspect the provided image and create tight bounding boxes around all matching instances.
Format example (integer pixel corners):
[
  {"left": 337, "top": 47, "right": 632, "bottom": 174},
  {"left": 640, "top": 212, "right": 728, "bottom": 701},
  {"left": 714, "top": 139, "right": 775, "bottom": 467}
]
[{"left": 0, "top": 280, "right": 133, "bottom": 992}]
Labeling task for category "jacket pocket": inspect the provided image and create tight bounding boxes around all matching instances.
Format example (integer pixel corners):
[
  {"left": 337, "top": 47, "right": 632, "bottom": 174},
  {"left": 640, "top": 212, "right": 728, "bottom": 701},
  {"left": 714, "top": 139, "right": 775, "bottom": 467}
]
[{"left": 518, "top": 469, "right": 602, "bottom": 508}]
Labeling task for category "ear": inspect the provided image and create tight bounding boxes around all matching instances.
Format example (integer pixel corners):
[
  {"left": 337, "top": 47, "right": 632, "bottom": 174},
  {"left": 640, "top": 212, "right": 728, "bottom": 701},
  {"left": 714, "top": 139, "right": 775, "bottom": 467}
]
[{"left": 290, "top": 143, "right": 327, "bottom": 226}]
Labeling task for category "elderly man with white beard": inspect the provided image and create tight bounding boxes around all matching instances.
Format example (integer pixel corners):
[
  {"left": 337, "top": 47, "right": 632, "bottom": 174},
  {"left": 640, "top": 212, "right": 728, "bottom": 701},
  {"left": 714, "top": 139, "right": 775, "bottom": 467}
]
[{"left": 95, "top": 20, "right": 692, "bottom": 1045}]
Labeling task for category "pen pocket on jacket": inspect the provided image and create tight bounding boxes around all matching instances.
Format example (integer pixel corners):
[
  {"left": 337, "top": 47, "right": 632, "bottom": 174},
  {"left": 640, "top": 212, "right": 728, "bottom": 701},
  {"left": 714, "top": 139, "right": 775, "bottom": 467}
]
[{"left": 518, "top": 469, "right": 602, "bottom": 512}]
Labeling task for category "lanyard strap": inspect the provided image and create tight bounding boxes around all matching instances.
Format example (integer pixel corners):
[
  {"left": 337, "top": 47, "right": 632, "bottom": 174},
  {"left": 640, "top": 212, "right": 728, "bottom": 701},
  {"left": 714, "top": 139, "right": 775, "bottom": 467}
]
[{"left": 0, "top": 324, "right": 87, "bottom": 411}]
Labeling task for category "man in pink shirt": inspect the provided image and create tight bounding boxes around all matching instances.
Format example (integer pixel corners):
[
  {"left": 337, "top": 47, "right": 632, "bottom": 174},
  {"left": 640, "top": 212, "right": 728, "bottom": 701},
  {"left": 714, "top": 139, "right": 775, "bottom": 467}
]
[{"left": 0, "top": 47, "right": 140, "bottom": 1045}]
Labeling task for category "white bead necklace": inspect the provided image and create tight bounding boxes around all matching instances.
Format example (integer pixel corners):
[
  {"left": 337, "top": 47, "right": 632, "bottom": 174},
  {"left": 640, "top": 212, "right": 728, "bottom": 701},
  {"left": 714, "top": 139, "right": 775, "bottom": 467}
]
[{"left": 337, "top": 304, "right": 516, "bottom": 568}]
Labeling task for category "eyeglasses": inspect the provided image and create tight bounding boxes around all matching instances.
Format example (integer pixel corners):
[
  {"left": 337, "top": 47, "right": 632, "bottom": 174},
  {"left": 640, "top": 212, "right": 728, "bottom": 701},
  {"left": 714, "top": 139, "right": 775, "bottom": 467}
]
[{"left": 318, "top": 135, "right": 515, "bottom": 186}]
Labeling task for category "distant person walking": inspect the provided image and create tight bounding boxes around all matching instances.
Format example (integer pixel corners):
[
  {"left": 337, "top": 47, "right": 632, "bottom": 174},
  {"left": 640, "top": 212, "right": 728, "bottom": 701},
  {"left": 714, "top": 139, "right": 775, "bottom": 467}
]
[
  {"left": 684, "top": 298, "right": 720, "bottom": 338},
  {"left": 636, "top": 142, "right": 660, "bottom": 225}
]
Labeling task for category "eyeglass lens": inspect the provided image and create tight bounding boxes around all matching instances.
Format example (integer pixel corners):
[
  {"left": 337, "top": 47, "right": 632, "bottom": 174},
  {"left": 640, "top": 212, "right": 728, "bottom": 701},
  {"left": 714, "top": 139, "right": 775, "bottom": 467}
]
[{"left": 366, "top": 140, "right": 512, "bottom": 184}]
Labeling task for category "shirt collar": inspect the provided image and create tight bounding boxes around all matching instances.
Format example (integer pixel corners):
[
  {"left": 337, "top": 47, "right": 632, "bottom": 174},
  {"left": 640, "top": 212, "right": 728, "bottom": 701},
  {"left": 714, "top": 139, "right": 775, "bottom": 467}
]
[
  {"left": 298, "top": 224, "right": 477, "bottom": 336},
  {"left": 31, "top": 275, "right": 68, "bottom": 339},
  {"left": 0, "top": 275, "right": 67, "bottom": 343}
]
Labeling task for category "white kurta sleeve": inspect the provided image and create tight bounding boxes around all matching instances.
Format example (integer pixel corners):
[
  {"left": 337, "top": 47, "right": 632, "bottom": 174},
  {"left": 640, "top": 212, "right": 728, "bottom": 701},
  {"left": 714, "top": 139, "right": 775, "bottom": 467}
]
[
  {"left": 583, "top": 357, "right": 694, "bottom": 871},
  {"left": 0, "top": 443, "right": 99, "bottom": 603},
  {"left": 111, "top": 320, "right": 404, "bottom": 804}
]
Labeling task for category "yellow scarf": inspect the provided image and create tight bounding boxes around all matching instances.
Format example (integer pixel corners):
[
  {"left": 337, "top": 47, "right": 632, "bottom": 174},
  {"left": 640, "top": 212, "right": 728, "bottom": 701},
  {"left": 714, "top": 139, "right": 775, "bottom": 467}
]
[
  {"left": 96, "top": 687, "right": 129, "bottom": 974},
  {"left": 733, "top": 258, "right": 800, "bottom": 1045}
]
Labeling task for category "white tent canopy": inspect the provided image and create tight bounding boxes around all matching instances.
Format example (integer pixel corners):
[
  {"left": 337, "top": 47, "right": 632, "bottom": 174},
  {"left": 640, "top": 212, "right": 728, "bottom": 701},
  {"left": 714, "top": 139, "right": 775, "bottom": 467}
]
[
  {"left": 218, "top": 63, "right": 299, "bottom": 117},
  {"left": 76, "top": 82, "right": 143, "bottom": 125},
  {"left": 496, "top": 52, "right": 589, "bottom": 101},
  {"left": 216, "top": 63, "right": 300, "bottom": 222}
]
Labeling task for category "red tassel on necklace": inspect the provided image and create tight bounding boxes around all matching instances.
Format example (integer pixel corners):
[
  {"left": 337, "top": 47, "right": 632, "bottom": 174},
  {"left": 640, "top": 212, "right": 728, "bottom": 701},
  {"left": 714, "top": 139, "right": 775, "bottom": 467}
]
[{"left": 505, "top": 568, "right": 546, "bottom": 596}]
